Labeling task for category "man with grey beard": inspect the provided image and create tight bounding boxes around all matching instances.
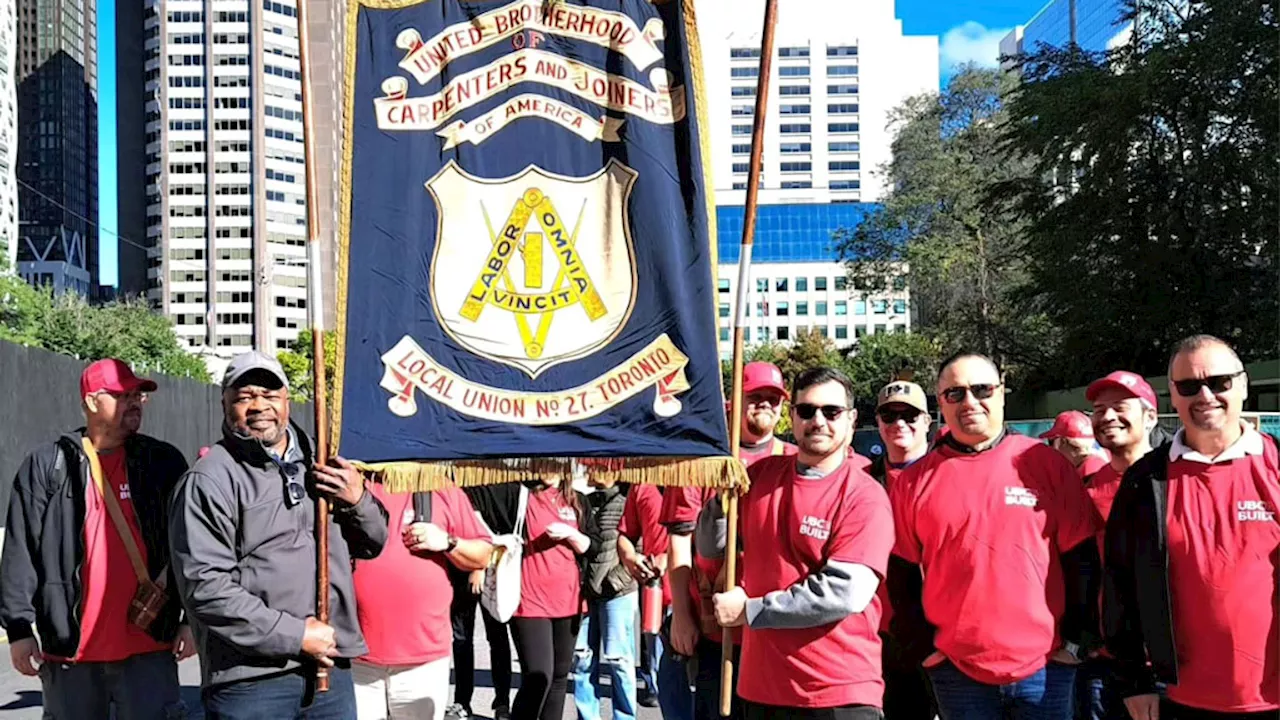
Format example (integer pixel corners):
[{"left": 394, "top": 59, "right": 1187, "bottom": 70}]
[{"left": 169, "top": 351, "right": 389, "bottom": 719}]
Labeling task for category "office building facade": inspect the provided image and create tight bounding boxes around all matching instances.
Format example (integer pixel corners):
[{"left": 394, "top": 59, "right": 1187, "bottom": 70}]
[
  {"left": 15, "top": 0, "right": 97, "bottom": 296},
  {"left": 1001, "top": 0, "right": 1129, "bottom": 62},
  {"left": 0, "top": 0, "right": 15, "bottom": 274}
]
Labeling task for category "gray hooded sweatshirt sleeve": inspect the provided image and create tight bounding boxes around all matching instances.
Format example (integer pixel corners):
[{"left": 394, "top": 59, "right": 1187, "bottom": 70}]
[{"left": 695, "top": 471, "right": 880, "bottom": 630}]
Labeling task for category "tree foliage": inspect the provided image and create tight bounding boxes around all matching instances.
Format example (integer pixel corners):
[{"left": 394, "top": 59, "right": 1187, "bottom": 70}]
[
  {"left": 834, "top": 67, "right": 1055, "bottom": 386},
  {"left": 277, "top": 328, "right": 339, "bottom": 405},
  {"left": 0, "top": 276, "right": 210, "bottom": 381},
  {"left": 998, "top": 0, "right": 1278, "bottom": 384}
]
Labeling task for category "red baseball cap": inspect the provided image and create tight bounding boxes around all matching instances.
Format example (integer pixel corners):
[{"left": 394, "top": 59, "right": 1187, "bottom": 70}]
[
  {"left": 742, "top": 361, "right": 788, "bottom": 399},
  {"left": 1039, "top": 410, "right": 1094, "bottom": 440},
  {"left": 80, "top": 359, "right": 158, "bottom": 398},
  {"left": 1086, "top": 370, "right": 1157, "bottom": 409}
]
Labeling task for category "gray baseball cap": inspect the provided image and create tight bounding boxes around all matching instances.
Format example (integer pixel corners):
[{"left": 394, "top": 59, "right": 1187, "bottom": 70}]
[{"left": 222, "top": 350, "right": 290, "bottom": 390}]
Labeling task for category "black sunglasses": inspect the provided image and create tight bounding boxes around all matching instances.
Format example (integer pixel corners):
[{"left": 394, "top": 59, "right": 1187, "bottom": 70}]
[
  {"left": 878, "top": 407, "right": 924, "bottom": 424},
  {"left": 1171, "top": 371, "right": 1244, "bottom": 398},
  {"left": 940, "top": 384, "right": 1001, "bottom": 404},
  {"left": 795, "top": 404, "right": 849, "bottom": 421}
]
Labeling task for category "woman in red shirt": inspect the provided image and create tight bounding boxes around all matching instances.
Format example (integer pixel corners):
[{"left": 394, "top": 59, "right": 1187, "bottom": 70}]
[{"left": 509, "top": 475, "right": 599, "bottom": 720}]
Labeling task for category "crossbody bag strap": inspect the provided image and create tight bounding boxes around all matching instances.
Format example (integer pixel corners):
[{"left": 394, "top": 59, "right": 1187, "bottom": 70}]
[
  {"left": 513, "top": 484, "right": 531, "bottom": 539},
  {"left": 80, "top": 436, "right": 154, "bottom": 587}
]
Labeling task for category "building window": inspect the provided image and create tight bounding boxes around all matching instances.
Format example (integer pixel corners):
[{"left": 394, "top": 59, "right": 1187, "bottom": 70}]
[
  {"left": 731, "top": 48, "right": 761, "bottom": 58},
  {"left": 777, "top": 326, "right": 790, "bottom": 340},
  {"left": 757, "top": 278, "right": 769, "bottom": 292},
  {"left": 732, "top": 125, "right": 751, "bottom": 136},
  {"left": 718, "top": 279, "right": 731, "bottom": 293},
  {"left": 732, "top": 144, "right": 751, "bottom": 154},
  {"left": 732, "top": 105, "right": 754, "bottom": 116},
  {"left": 780, "top": 142, "right": 811, "bottom": 154},
  {"left": 874, "top": 300, "right": 888, "bottom": 314},
  {"left": 828, "top": 103, "right": 859, "bottom": 114},
  {"left": 780, "top": 85, "right": 810, "bottom": 96},
  {"left": 815, "top": 277, "right": 828, "bottom": 291},
  {"left": 895, "top": 325, "right": 907, "bottom": 334},
  {"left": 816, "top": 301, "right": 828, "bottom": 316},
  {"left": 830, "top": 180, "right": 861, "bottom": 190},
  {"left": 855, "top": 300, "right": 867, "bottom": 315},
  {"left": 835, "top": 300, "right": 847, "bottom": 316},
  {"left": 874, "top": 324, "right": 887, "bottom": 334},
  {"left": 894, "top": 299, "right": 907, "bottom": 314},
  {"left": 780, "top": 104, "right": 811, "bottom": 115},
  {"left": 780, "top": 162, "right": 811, "bottom": 172},
  {"left": 834, "top": 277, "right": 848, "bottom": 291},
  {"left": 780, "top": 124, "right": 811, "bottom": 134},
  {"left": 732, "top": 183, "right": 746, "bottom": 190},
  {"left": 828, "top": 123, "right": 860, "bottom": 134},
  {"left": 828, "top": 45, "right": 859, "bottom": 57},
  {"left": 731, "top": 87, "right": 756, "bottom": 97},
  {"left": 776, "top": 301, "right": 789, "bottom": 316},
  {"left": 828, "top": 83, "right": 859, "bottom": 95},
  {"left": 818, "top": 327, "right": 829, "bottom": 338},
  {"left": 731, "top": 66, "right": 759, "bottom": 78},
  {"left": 732, "top": 163, "right": 752, "bottom": 173},
  {"left": 796, "top": 302, "right": 809, "bottom": 316},
  {"left": 779, "top": 46, "right": 810, "bottom": 57},
  {"left": 781, "top": 181, "right": 812, "bottom": 189},
  {"left": 779, "top": 66, "right": 810, "bottom": 77},
  {"left": 893, "top": 276, "right": 907, "bottom": 291},
  {"left": 775, "top": 278, "right": 788, "bottom": 292},
  {"left": 795, "top": 277, "right": 808, "bottom": 292},
  {"left": 719, "top": 303, "right": 730, "bottom": 318},
  {"left": 855, "top": 326, "right": 867, "bottom": 339},
  {"left": 829, "top": 142, "right": 860, "bottom": 152},
  {"left": 829, "top": 161, "right": 861, "bottom": 172},
  {"left": 720, "top": 327, "right": 730, "bottom": 342},
  {"left": 828, "top": 65, "right": 859, "bottom": 76},
  {"left": 836, "top": 325, "right": 848, "bottom": 340}
]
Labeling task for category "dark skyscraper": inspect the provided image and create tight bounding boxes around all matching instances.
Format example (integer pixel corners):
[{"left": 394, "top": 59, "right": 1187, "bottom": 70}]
[
  {"left": 114, "top": 0, "right": 147, "bottom": 298},
  {"left": 15, "top": 0, "right": 98, "bottom": 297}
]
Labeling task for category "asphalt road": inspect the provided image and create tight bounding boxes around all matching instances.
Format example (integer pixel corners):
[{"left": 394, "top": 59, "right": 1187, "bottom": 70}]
[{"left": 0, "top": 616, "right": 662, "bottom": 719}]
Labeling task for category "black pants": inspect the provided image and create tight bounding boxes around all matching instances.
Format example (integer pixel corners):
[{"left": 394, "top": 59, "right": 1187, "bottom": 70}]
[
  {"left": 1166, "top": 702, "right": 1280, "bottom": 720},
  {"left": 744, "top": 701, "right": 884, "bottom": 720},
  {"left": 694, "top": 637, "right": 744, "bottom": 720},
  {"left": 510, "top": 615, "right": 578, "bottom": 720},
  {"left": 880, "top": 632, "right": 937, "bottom": 719},
  {"left": 450, "top": 570, "right": 513, "bottom": 711}
]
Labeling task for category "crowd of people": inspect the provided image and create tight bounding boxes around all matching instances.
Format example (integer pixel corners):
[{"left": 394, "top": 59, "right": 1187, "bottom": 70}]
[{"left": 1, "top": 333, "right": 1276, "bottom": 720}]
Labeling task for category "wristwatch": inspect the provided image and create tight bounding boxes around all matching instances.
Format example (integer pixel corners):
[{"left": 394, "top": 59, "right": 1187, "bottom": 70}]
[
  {"left": 445, "top": 535, "right": 459, "bottom": 553},
  {"left": 1062, "top": 641, "right": 1081, "bottom": 660}
]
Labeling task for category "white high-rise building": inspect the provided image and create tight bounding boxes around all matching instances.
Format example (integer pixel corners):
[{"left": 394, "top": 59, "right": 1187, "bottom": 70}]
[
  {"left": 698, "top": 0, "right": 938, "bottom": 205},
  {"left": 145, "top": 0, "right": 311, "bottom": 356},
  {"left": 0, "top": 0, "right": 14, "bottom": 274}
]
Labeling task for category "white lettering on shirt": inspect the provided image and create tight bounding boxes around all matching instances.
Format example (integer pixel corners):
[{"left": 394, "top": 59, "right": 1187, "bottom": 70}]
[
  {"left": 118, "top": 482, "right": 130, "bottom": 502},
  {"left": 1237, "top": 500, "right": 1276, "bottom": 523},
  {"left": 1004, "top": 486, "right": 1038, "bottom": 508},
  {"left": 799, "top": 514, "right": 831, "bottom": 541}
]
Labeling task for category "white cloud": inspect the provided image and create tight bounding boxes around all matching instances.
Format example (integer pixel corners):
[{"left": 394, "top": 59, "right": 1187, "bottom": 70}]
[{"left": 939, "top": 21, "right": 1012, "bottom": 74}]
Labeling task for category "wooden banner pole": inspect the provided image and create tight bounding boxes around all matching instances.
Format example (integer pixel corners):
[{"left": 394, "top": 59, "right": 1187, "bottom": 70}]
[{"left": 721, "top": 0, "right": 779, "bottom": 714}]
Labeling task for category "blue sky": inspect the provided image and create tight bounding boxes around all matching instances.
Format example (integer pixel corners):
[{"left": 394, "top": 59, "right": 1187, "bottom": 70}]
[{"left": 93, "top": 0, "right": 1046, "bottom": 288}]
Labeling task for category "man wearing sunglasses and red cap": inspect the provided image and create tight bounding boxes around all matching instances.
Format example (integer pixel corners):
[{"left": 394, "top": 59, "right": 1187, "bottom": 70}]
[
  {"left": 888, "top": 351, "right": 1101, "bottom": 720},
  {"left": 660, "top": 361, "right": 797, "bottom": 720},
  {"left": 1104, "top": 336, "right": 1279, "bottom": 720},
  {"left": 1041, "top": 410, "right": 1111, "bottom": 478},
  {"left": 0, "top": 359, "right": 193, "bottom": 719}
]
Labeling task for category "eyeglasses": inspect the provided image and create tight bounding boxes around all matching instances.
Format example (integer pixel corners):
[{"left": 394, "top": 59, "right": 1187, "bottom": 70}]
[
  {"left": 940, "top": 384, "right": 1001, "bottom": 404},
  {"left": 794, "top": 404, "right": 849, "bottom": 421},
  {"left": 1171, "top": 371, "right": 1244, "bottom": 398},
  {"left": 877, "top": 407, "right": 924, "bottom": 424}
]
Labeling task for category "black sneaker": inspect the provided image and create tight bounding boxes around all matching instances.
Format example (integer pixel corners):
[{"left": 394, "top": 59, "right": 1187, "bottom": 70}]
[
  {"left": 638, "top": 692, "right": 659, "bottom": 708},
  {"left": 493, "top": 708, "right": 511, "bottom": 720},
  {"left": 444, "top": 704, "right": 470, "bottom": 720}
]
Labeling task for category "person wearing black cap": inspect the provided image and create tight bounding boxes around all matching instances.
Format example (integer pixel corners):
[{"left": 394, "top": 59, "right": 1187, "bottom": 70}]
[
  {"left": 169, "top": 351, "right": 389, "bottom": 719},
  {"left": 0, "top": 358, "right": 192, "bottom": 719}
]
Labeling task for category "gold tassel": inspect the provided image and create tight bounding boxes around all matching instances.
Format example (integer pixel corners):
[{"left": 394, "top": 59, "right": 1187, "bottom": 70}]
[{"left": 353, "top": 456, "right": 749, "bottom": 494}]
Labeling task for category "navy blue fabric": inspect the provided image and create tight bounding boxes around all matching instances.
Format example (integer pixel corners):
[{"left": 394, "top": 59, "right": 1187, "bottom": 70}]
[{"left": 339, "top": 1, "right": 730, "bottom": 463}]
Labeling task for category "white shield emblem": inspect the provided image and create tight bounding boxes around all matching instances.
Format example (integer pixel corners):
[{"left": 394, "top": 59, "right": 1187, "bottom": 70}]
[{"left": 427, "top": 159, "right": 638, "bottom": 377}]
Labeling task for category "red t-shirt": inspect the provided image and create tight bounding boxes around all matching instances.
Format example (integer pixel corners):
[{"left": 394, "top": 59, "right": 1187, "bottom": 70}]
[
  {"left": 890, "top": 435, "right": 1098, "bottom": 685},
  {"left": 355, "top": 484, "right": 489, "bottom": 666},
  {"left": 738, "top": 457, "right": 893, "bottom": 708},
  {"left": 661, "top": 437, "right": 797, "bottom": 643},
  {"left": 620, "top": 484, "right": 672, "bottom": 605},
  {"left": 1078, "top": 452, "right": 1110, "bottom": 479},
  {"left": 1085, "top": 464, "right": 1124, "bottom": 553},
  {"left": 71, "top": 451, "right": 170, "bottom": 663},
  {"left": 515, "top": 487, "right": 582, "bottom": 619},
  {"left": 1164, "top": 446, "right": 1280, "bottom": 713}
]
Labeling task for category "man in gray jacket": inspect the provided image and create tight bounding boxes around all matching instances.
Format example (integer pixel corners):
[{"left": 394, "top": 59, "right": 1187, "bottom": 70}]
[{"left": 169, "top": 351, "right": 388, "bottom": 719}]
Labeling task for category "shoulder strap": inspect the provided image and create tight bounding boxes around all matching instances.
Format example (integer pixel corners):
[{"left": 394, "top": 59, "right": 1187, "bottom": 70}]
[
  {"left": 513, "top": 484, "right": 530, "bottom": 539},
  {"left": 80, "top": 437, "right": 154, "bottom": 586},
  {"left": 412, "top": 491, "right": 434, "bottom": 525}
]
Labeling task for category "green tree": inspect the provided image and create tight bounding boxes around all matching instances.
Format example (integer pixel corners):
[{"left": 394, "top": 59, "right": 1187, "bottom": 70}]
[
  {"left": 841, "top": 331, "right": 943, "bottom": 415},
  {"left": 0, "top": 276, "right": 209, "bottom": 381},
  {"left": 277, "top": 328, "right": 338, "bottom": 404},
  {"left": 833, "top": 67, "right": 1057, "bottom": 387},
  {"left": 998, "top": 0, "right": 1278, "bottom": 384}
]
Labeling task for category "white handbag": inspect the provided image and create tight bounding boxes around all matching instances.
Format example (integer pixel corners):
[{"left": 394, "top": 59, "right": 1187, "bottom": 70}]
[{"left": 480, "top": 485, "right": 530, "bottom": 623}]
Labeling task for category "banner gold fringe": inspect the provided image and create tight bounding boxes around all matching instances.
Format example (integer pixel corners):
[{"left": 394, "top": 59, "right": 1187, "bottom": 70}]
[{"left": 354, "top": 456, "right": 749, "bottom": 494}]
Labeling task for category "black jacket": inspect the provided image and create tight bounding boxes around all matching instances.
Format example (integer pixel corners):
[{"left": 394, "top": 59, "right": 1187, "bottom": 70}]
[
  {"left": 1102, "top": 434, "right": 1279, "bottom": 699},
  {"left": 0, "top": 431, "right": 189, "bottom": 658}
]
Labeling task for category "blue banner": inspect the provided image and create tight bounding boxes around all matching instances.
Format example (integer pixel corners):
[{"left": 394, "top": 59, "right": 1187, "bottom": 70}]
[{"left": 333, "top": 0, "right": 735, "bottom": 483}]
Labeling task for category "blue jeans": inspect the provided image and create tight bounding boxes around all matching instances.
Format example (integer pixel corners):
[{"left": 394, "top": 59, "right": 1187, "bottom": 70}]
[
  {"left": 203, "top": 665, "right": 356, "bottom": 720},
  {"left": 655, "top": 613, "right": 694, "bottom": 720},
  {"left": 40, "top": 650, "right": 185, "bottom": 720},
  {"left": 574, "top": 593, "right": 639, "bottom": 720},
  {"left": 1074, "top": 657, "right": 1130, "bottom": 720},
  {"left": 928, "top": 660, "right": 1076, "bottom": 720}
]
